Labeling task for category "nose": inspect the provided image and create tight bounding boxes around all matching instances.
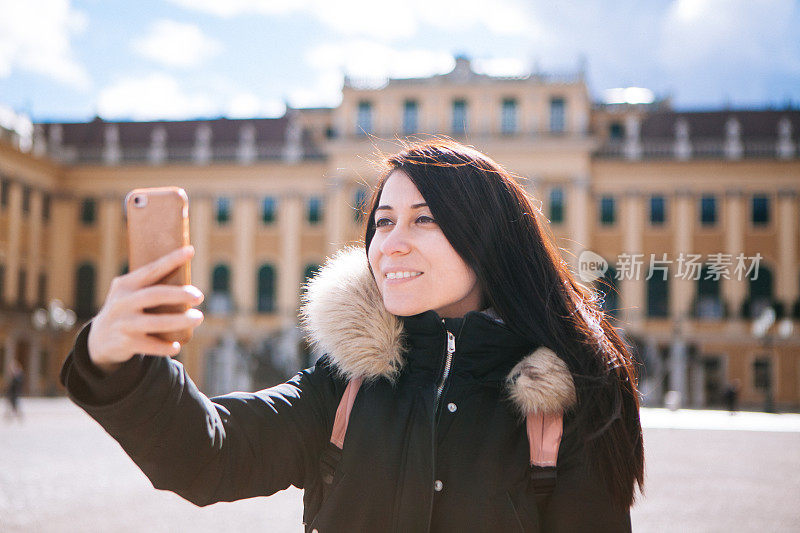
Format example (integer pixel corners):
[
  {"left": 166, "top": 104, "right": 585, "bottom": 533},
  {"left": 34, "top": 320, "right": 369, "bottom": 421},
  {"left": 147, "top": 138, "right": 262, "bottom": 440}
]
[{"left": 379, "top": 223, "right": 412, "bottom": 256}]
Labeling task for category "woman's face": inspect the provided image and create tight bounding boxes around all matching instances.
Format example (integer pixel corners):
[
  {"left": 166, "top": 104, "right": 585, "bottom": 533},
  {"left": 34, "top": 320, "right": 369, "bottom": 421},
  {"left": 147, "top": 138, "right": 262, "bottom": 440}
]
[{"left": 368, "top": 169, "right": 482, "bottom": 318}]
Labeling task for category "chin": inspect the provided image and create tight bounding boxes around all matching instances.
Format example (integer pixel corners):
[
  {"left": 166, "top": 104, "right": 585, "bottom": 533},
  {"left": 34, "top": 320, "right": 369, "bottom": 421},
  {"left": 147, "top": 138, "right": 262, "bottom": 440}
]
[{"left": 382, "top": 297, "right": 428, "bottom": 317}]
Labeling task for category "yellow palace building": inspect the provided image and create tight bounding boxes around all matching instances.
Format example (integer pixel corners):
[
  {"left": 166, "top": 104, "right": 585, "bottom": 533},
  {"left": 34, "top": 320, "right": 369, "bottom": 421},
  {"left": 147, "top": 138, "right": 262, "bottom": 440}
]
[{"left": 1, "top": 56, "right": 798, "bottom": 410}]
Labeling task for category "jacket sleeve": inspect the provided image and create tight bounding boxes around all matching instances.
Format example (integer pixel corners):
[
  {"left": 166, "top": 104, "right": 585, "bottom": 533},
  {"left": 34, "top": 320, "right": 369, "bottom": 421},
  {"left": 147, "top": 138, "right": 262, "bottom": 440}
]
[
  {"left": 540, "top": 413, "right": 632, "bottom": 533},
  {"left": 60, "top": 320, "right": 343, "bottom": 507}
]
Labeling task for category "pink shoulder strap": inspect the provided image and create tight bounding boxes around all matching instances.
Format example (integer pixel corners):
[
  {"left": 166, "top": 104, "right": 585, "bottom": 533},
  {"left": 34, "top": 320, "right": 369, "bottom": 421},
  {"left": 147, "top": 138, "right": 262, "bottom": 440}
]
[
  {"left": 330, "top": 377, "right": 363, "bottom": 449},
  {"left": 527, "top": 412, "right": 564, "bottom": 467},
  {"left": 329, "top": 378, "right": 563, "bottom": 469}
]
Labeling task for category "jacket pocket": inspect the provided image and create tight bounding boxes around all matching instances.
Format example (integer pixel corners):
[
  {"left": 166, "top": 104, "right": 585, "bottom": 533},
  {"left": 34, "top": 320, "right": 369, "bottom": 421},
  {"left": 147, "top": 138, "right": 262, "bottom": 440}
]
[{"left": 506, "top": 487, "right": 541, "bottom": 533}]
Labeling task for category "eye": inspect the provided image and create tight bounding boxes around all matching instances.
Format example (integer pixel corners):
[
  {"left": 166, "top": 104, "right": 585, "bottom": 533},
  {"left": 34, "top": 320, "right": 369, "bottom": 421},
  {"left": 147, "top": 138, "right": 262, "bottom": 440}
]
[
  {"left": 375, "top": 217, "right": 393, "bottom": 227},
  {"left": 416, "top": 215, "right": 436, "bottom": 224}
]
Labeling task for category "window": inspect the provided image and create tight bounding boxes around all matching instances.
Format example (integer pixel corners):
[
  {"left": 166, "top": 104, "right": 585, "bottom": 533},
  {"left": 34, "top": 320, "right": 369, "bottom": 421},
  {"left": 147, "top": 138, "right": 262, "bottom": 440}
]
[
  {"left": 307, "top": 196, "right": 322, "bottom": 225},
  {"left": 501, "top": 98, "right": 517, "bottom": 134},
  {"left": 304, "top": 263, "right": 321, "bottom": 284},
  {"left": 599, "top": 196, "right": 616, "bottom": 225},
  {"left": 598, "top": 265, "right": 620, "bottom": 320},
  {"left": 549, "top": 97, "right": 565, "bottom": 133},
  {"left": 356, "top": 101, "right": 372, "bottom": 135},
  {"left": 452, "top": 99, "right": 467, "bottom": 134},
  {"left": 22, "top": 186, "right": 31, "bottom": 215},
  {"left": 43, "top": 193, "right": 51, "bottom": 222},
  {"left": 748, "top": 265, "right": 773, "bottom": 318},
  {"left": 751, "top": 195, "right": 769, "bottom": 226},
  {"left": 646, "top": 267, "right": 669, "bottom": 318},
  {"left": 75, "top": 262, "right": 96, "bottom": 319},
  {"left": 549, "top": 188, "right": 564, "bottom": 224},
  {"left": 257, "top": 264, "right": 276, "bottom": 313},
  {"left": 261, "top": 196, "right": 276, "bottom": 224},
  {"left": 650, "top": 196, "right": 666, "bottom": 225},
  {"left": 80, "top": 198, "right": 96, "bottom": 225},
  {"left": 17, "top": 269, "right": 26, "bottom": 307},
  {"left": 403, "top": 100, "right": 418, "bottom": 135},
  {"left": 216, "top": 197, "right": 231, "bottom": 225},
  {"left": 696, "top": 265, "right": 723, "bottom": 319},
  {"left": 609, "top": 122, "right": 624, "bottom": 140},
  {"left": 354, "top": 187, "right": 368, "bottom": 222},
  {"left": 209, "top": 264, "right": 232, "bottom": 314},
  {"left": 37, "top": 272, "right": 46, "bottom": 307},
  {"left": 753, "top": 357, "right": 772, "bottom": 391},
  {"left": 700, "top": 195, "right": 716, "bottom": 226},
  {"left": 0, "top": 179, "right": 8, "bottom": 207}
]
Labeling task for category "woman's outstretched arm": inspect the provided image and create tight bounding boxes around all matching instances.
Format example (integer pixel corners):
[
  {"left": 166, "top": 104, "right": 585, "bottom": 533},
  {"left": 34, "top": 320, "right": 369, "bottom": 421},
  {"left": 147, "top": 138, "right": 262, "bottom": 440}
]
[{"left": 61, "top": 320, "right": 342, "bottom": 507}]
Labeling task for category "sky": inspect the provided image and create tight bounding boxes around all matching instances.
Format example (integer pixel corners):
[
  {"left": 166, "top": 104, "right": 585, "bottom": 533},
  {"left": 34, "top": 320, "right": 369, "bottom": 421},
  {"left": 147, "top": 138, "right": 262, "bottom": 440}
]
[{"left": 1, "top": 0, "right": 799, "bottom": 123}]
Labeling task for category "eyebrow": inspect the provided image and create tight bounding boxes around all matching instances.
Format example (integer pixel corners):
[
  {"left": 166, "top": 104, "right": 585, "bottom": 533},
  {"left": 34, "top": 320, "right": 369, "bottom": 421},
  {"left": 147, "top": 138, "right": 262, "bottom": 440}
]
[{"left": 375, "top": 202, "right": 428, "bottom": 211}]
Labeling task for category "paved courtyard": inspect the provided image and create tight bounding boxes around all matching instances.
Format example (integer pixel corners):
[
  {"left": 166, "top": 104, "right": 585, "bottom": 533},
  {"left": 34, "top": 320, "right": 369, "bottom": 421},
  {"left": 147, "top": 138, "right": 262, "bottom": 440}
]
[{"left": 2, "top": 399, "right": 799, "bottom": 532}]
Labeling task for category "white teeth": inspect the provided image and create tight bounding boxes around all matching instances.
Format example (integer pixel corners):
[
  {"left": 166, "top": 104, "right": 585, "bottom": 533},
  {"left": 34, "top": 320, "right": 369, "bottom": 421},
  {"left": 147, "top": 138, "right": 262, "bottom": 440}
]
[{"left": 386, "top": 271, "right": 422, "bottom": 279}]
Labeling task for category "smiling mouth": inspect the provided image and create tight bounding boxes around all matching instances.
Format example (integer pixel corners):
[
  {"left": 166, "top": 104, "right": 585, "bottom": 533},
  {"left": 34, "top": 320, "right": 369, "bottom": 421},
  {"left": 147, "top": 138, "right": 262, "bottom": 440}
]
[{"left": 385, "top": 271, "right": 423, "bottom": 280}]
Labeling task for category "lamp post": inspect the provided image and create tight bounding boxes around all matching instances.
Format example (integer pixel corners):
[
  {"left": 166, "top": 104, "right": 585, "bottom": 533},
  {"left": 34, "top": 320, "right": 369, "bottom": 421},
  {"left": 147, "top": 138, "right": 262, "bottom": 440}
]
[
  {"left": 751, "top": 308, "right": 793, "bottom": 412},
  {"left": 30, "top": 299, "right": 76, "bottom": 394}
]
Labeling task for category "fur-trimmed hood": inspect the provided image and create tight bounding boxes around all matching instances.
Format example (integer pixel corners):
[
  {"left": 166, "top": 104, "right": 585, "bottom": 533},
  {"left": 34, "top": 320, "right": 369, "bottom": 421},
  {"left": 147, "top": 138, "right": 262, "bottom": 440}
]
[{"left": 300, "top": 246, "right": 576, "bottom": 416}]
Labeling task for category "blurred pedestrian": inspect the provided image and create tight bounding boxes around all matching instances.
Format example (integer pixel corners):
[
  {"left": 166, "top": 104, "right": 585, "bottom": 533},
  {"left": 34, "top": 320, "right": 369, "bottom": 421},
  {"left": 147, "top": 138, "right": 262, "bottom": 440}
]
[
  {"left": 4, "top": 358, "right": 24, "bottom": 422},
  {"left": 723, "top": 378, "right": 740, "bottom": 415}
]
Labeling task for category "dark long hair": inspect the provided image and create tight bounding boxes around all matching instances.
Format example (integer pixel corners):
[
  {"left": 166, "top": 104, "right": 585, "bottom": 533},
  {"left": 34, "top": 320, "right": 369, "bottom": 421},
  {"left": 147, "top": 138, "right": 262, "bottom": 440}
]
[{"left": 362, "top": 139, "right": 644, "bottom": 509}]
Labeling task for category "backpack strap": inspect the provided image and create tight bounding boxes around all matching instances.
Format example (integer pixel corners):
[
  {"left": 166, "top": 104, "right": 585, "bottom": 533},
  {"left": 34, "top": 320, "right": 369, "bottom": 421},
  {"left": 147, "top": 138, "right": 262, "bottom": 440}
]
[
  {"left": 330, "top": 377, "right": 363, "bottom": 448},
  {"left": 527, "top": 412, "right": 563, "bottom": 497},
  {"left": 319, "top": 378, "right": 363, "bottom": 489}
]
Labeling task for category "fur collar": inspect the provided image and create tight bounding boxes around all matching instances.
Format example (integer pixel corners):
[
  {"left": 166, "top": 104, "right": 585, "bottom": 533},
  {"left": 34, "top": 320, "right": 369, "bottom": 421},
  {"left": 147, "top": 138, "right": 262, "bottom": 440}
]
[{"left": 300, "top": 246, "right": 576, "bottom": 416}]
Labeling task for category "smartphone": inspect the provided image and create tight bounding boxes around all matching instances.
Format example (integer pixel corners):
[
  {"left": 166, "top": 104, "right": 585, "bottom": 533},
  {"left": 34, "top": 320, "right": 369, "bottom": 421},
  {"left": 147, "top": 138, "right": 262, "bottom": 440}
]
[{"left": 125, "top": 187, "right": 193, "bottom": 344}]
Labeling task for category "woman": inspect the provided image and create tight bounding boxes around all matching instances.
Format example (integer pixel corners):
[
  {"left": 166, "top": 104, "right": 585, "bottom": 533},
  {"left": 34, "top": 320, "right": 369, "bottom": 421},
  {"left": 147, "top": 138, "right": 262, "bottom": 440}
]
[{"left": 61, "top": 139, "right": 644, "bottom": 532}]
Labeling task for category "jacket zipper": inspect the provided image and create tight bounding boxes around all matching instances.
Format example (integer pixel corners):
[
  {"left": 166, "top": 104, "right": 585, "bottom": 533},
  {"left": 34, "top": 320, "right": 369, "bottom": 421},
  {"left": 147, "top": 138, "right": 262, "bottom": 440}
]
[{"left": 434, "top": 320, "right": 456, "bottom": 414}]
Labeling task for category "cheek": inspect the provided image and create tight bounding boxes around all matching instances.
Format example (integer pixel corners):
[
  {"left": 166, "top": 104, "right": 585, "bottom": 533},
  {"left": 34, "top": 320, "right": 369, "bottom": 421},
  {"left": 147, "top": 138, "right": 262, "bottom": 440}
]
[{"left": 367, "top": 241, "right": 382, "bottom": 285}]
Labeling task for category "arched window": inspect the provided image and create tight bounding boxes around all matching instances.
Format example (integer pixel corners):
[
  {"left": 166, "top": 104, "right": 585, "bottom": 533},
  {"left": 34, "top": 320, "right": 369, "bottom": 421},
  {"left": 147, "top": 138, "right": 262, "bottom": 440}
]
[
  {"left": 747, "top": 265, "right": 773, "bottom": 318},
  {"left": 597, "top": 264, "right": 620, "bottom": 320},
  {"left": 75, "top": 262, "right": 96, "bottom": 318},
  {"left": 354, "top": 187, "right": 368, "bottom": 222},
  {"left": 257, "top": 264, "right": 276, "bottom": 313},
  {"left": 209, "top": 264, "right": 232, "bottom": 314},
  {"left": 646, "top": 266, "right": 669, "bottom": 318},
  {"left": 696, "top": 265, "right": 723, "bottom": 319},
  {"left": 304, "top": 263, "right": 321, "bottom": 285}
]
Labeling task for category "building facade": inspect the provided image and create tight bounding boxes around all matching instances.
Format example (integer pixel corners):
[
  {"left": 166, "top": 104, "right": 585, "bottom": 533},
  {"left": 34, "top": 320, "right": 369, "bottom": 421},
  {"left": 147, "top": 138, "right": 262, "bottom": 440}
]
[{"left": 1, "top": 56, "right": 798, "bottom": 409}]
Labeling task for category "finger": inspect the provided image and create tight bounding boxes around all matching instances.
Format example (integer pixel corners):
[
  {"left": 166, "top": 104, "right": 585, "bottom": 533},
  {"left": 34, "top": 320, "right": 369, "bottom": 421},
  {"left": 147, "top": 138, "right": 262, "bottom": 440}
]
[
  {"left": 128, "top": 309, "right": 204, "bottom": 334},
  {"left": 125, "top": 246, "right": 194, "bottom": 290},
  {"left": 133, "top": 336, "right": 183, "bottom": 358},
  {"left": 128, "top": 284, "right": 204, "bottom": 311}
]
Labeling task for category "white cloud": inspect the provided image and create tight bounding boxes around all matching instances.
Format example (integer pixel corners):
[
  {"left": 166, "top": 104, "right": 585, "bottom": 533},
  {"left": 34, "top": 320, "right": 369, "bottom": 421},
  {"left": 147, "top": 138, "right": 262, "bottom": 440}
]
[
  {"left": 226, "top": 92, "right": 285, "bottom": 118},
  {"left": 167, "top": 0, "right": 539, "bottom": 40},
  {"left": 472, "top": 58, "right": 528, "bottom": 77},
  {"left": 97, "top": 73, "right": 217, "bottom": 120},
  {"left": 0, "top": 0, "right": 90, "bottom": 89},
  {"left": 290, "top": 42, "right": 455, "bottom": 108},
  {"left": 167, "top": 0, "right": 300, "bottom": 18},
  {"left": 132, "top": 20, "right": 222, "bottom": 68},
  {"left": 659, "top": 0, "right": 800, "bottom": 72},
  {"left": 307, "top": 41, "right": 454, "bottom": 80}
]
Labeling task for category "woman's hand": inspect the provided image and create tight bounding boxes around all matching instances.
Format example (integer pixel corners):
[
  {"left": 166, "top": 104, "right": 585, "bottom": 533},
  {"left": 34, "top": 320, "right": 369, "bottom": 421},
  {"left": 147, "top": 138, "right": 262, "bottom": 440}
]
[{"left": 87, "top": 245, "right": 205, "bottom": 375}]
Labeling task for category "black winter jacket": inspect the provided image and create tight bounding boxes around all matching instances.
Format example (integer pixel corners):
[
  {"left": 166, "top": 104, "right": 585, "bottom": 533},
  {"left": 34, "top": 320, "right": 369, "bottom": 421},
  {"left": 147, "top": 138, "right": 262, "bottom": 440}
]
[{"left": 60, "top": 247, "right": 632, "bottom": 532}]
